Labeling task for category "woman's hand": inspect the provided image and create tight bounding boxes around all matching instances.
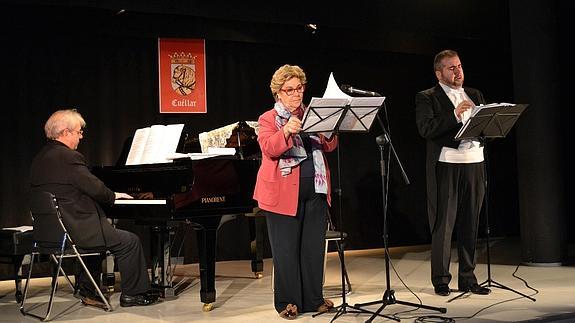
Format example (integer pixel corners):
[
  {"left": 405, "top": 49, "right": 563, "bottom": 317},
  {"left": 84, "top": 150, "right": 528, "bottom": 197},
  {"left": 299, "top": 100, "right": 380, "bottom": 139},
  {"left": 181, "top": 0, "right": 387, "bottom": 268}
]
[{"left": 283, "top": 116, "right": 302, "bottom": 138}]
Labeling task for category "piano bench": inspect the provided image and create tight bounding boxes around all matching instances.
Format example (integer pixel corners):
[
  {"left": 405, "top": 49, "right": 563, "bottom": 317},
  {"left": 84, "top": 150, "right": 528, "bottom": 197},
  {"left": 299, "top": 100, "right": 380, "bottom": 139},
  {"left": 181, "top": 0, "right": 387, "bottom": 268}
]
[{"left": 0, "top": 229, "right": 34, "bottom": 302}]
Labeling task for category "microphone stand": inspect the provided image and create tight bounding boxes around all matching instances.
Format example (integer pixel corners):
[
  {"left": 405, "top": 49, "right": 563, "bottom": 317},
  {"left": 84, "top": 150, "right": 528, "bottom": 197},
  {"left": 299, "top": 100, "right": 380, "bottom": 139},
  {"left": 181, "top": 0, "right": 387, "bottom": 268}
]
[
  {"left": 315, "top": 127, "right": 393, "bottom": 322},
  {"left": 354, "top": 112, "right": 446, "bottom": 322}
]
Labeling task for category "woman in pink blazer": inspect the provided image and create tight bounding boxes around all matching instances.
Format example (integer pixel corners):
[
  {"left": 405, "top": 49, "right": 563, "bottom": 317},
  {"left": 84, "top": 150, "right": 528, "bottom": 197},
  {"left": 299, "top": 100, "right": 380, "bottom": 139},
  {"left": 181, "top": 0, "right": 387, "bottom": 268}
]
[{"left": 253, "top": 65, "right": 338, "bottom": 319}]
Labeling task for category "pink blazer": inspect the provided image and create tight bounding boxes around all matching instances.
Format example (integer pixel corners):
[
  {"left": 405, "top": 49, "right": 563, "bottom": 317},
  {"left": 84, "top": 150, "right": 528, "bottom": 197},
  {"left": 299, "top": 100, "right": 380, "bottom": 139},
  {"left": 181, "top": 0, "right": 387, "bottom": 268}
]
[{"left": 253, "top": 108, "right": 338, "bottom": 216}]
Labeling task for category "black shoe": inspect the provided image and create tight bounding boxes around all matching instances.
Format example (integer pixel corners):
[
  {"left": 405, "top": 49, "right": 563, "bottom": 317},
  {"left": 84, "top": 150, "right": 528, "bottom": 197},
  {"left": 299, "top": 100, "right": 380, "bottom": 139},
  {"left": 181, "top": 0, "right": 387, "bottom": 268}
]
[
  {"left": 434, "top": 284, "right": 451, "bottom": 296},
  {"left": 459, "top": 283, "right": 491, "bottom": 295},
  {"left": 145, "top": 288, "right": 162, "bottom": 298},
  {"left": 120, "top": 292, "right": 160, "bottom": 307}
]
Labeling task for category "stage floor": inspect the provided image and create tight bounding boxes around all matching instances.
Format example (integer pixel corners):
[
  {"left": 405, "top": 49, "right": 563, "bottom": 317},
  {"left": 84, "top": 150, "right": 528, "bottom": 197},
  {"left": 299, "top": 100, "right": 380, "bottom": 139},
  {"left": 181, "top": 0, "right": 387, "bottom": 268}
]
[{"left": 1, "top": 237, "right": 574, "bottom": 322}]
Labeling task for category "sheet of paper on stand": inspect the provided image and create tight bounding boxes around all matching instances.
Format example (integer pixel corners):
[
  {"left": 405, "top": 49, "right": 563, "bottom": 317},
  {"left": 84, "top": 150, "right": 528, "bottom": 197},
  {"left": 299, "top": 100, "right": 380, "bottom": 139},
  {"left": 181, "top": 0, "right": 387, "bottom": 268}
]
[{"left": 322, "top": 73, "right": 351, "bottom": 99}]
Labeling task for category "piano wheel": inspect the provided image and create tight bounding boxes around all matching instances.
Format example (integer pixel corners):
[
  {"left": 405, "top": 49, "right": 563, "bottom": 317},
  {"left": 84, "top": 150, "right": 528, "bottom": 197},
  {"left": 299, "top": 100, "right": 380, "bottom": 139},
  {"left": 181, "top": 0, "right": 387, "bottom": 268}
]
[
  {"left": 254, "top": 272, "right": 263, "bottom": 279},
  {"left": 202, "top": 303, "right": 214, "bottom": 312}
]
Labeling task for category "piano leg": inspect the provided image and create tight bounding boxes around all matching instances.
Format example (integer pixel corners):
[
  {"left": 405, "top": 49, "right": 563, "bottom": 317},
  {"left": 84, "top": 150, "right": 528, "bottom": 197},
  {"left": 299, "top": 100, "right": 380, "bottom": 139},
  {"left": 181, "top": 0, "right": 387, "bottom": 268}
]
[
  {"left": 151, "top": 225, "right": 175, "bottom": 297},
  {"left": 193, "top": 217, "right": 221, "bottom": 312},
  {"left": 248, "top": 214, "right": 265, "bottom": 278},
  {"left": 12, "top": 255, "right": 24, "bottom": 303}
]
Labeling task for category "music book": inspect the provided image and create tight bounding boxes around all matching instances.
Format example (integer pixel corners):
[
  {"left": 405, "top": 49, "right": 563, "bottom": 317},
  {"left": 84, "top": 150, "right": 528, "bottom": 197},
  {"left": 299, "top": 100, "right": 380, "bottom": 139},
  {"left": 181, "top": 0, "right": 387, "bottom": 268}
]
[
  {"left": 302, "top": 73, "right": 385, "bottom": 133},
  {"left": 125, "top": 124, "right": 185, "bottom": 165},
  {"left": 454, "top": 103, "right": 527, "bottom": 140}
]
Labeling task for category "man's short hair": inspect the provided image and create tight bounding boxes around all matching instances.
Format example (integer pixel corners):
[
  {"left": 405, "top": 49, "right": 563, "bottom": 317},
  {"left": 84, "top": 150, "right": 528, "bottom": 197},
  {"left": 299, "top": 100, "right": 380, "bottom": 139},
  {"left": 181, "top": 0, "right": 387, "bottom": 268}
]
[
  {"left": 44, "top": 109, "right": 86, "bottom": 139},
  {"left": 434, "top": 49, "right": 459, "bottom": 71}
]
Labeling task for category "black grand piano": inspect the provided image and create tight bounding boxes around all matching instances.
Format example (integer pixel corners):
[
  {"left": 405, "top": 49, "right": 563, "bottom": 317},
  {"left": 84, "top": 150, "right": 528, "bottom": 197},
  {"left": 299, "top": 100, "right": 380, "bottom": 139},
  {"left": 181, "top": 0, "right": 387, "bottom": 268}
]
[{"left": 93, "top": 122, "right": 263, "bottom": 311}]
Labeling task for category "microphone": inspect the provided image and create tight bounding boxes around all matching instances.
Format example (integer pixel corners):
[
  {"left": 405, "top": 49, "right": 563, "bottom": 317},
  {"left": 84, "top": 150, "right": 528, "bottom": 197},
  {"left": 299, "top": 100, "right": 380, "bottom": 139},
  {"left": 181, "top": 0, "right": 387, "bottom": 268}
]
[{"left": 340, "top": 84, "right": 381, "bottom": 97}]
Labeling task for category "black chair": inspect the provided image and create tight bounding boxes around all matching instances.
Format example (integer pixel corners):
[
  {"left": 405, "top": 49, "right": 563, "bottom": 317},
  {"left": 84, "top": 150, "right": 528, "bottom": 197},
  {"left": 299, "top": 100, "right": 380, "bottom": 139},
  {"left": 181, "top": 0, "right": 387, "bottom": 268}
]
[
  {"left": 20, "top": 191, "right": 112, "bottom": 321},
  {"left": 324, "top": 215, "right": 352, "bottom": 297}
]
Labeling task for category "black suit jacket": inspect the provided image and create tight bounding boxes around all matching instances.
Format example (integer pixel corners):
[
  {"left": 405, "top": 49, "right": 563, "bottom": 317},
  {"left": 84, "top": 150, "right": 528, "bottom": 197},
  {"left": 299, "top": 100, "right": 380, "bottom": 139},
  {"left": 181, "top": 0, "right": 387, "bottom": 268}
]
[
  {"left": 29, "top": 140, "right": 120, "bottom": 249},
  {"left": 415, "top": 84, "right": 486, "bottom": 232}
]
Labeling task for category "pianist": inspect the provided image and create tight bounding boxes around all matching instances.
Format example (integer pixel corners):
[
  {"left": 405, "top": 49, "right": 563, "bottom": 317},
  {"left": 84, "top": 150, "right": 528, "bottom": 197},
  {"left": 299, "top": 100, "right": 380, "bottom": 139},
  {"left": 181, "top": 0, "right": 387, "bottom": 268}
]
[
  {"left": 29, "top": 109, "right": 160, "bottom": 307},
  {"left": 253, "top": 65, "right": 338, "bottom": 319}
]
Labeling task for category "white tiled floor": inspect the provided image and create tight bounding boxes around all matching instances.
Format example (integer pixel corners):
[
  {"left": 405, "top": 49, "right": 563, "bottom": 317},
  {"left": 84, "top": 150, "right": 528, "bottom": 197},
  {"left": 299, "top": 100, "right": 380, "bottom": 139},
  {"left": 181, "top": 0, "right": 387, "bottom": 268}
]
[{"left": 1, "top": 238, "right": 574, "bottom": 322}]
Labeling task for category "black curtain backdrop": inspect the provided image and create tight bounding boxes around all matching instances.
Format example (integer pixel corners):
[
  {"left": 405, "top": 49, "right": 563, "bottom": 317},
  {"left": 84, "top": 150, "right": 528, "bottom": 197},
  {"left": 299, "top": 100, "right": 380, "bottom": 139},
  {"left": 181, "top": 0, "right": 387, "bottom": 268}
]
[{"left": 0, "top": 1, "right": 568, "bottom": 276}]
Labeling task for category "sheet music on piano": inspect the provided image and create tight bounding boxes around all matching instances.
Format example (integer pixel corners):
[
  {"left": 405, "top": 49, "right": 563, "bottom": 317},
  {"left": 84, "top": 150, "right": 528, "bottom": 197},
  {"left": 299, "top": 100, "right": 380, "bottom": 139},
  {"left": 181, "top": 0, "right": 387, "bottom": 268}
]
[
  {"left": 166, "top": 147, "right": 237, "bottom": 161},
  {"left": 125, "top": 124, "right": 184, "bottom": 165}
]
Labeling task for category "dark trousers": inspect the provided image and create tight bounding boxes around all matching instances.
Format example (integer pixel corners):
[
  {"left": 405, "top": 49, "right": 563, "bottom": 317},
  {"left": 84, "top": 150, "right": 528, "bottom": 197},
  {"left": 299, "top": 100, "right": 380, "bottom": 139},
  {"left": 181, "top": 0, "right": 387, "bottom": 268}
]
[
  {"left": 265, "top": 176, "right": 328, "bottom": 313},
  {"left": 431, "top": 162, "right": 485, "bottom": 289},
  {"left": 77, "top": 229, "right": 150, "bottom": 296}
]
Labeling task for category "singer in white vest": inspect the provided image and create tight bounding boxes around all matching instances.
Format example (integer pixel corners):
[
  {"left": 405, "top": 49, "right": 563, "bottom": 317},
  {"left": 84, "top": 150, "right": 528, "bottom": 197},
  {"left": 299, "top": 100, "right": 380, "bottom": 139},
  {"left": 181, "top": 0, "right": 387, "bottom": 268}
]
[{"left": 415, "top": 49, "right": 491, "bottom": 297}]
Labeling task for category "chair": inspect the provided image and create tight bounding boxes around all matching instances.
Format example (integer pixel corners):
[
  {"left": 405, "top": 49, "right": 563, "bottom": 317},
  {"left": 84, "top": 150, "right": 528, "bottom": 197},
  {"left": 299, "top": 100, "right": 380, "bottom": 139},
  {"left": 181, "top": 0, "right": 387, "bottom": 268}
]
[
  {"left": 324, "top": 215, "right": 352, "bottom": 297},
  {"left": 20, "top": 191, "right": 112, "bottom": 321}
]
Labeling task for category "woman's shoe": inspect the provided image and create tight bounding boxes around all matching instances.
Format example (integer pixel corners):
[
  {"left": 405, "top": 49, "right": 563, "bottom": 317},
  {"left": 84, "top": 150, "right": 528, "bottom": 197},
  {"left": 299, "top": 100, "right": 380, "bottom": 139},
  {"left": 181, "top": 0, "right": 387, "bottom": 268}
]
[
  {"left": 317, "top": 299, "right": 334, "bottom": 313},
  {"left": 279, "top": 303, "right": 298, "bottom": 320}
]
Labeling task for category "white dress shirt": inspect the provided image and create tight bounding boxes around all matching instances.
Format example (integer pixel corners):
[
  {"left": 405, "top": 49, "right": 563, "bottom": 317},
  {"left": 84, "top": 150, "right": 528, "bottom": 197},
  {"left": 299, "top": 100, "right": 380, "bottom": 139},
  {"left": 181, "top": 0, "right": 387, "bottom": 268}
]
[{"left": 437, "top": 82, "right": 484, "bottom": 163}]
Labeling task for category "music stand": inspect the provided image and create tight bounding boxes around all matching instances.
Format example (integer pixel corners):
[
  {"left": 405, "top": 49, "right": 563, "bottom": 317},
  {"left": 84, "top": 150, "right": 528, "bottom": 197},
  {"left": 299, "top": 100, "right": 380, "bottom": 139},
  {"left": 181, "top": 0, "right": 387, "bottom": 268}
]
[
  {"left": 302, "top": 96, "right": 395, "bottom": 322},
  {"left": 448, "top": 103, "right": 535, "bottom": 302}
]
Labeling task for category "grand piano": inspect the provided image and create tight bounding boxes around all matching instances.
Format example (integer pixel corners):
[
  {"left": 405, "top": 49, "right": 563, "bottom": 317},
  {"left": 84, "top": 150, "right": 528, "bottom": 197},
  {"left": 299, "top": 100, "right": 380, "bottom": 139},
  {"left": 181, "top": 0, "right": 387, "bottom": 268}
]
[{"left": 93, "top": 122, "right": 263, "bottom": 311}]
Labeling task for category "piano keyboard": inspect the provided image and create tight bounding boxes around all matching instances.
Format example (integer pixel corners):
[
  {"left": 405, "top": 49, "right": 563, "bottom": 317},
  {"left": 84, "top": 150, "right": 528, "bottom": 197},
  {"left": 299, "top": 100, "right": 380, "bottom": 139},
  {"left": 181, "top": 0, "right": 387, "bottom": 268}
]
[{"left": 114, "top": 199, "right": 167, "bottom": 205}]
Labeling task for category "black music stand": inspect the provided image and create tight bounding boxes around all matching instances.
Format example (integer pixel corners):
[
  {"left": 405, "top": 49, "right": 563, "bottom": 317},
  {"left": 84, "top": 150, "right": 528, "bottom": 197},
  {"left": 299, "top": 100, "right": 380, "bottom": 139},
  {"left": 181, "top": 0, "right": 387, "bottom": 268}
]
[
  {"left": 448, "top": 103, "right": 535, "bottom": 302},
  {"left": 301, "top": 97, "right": 382, "bottom": 134},
  {"left": 454, "top": 103, "right": 528, "bottom": 141},
  {"left": 302, "top": 96, "right": 395, "bottom": 322}
]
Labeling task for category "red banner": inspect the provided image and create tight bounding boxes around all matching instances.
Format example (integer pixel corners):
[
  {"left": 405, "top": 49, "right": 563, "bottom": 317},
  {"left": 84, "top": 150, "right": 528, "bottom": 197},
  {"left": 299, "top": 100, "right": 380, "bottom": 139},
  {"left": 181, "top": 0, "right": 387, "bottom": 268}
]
[{"left": 158, "top": 38, "right": 207, "bottom": 113}]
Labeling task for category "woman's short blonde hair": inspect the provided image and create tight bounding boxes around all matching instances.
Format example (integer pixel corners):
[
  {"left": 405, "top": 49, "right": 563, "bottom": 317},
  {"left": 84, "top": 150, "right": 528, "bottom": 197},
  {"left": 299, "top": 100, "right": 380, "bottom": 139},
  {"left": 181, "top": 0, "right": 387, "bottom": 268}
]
[
  {"left": 44, "top": 109, "right": 86, "bottom": 139},
  {"left": 270, "top": 64, "right": 307, "bottom": 101}
]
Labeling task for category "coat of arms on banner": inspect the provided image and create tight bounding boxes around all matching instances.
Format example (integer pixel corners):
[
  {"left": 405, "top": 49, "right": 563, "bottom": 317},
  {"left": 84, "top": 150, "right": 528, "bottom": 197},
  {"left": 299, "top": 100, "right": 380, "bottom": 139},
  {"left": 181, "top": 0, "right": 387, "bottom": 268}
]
[
  {"left": 170, "top": 52, "right": 196, "bottom": 95},
  {"left": 158, "top": 38, "right": 207, "bottom": 113}
]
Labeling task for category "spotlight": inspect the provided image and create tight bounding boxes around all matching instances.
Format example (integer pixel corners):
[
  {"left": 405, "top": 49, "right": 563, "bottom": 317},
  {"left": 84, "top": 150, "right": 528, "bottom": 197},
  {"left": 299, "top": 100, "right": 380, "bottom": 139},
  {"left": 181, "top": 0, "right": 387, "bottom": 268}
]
[{"left": 305, "top": 23, "right": 318, "bottom": 34}]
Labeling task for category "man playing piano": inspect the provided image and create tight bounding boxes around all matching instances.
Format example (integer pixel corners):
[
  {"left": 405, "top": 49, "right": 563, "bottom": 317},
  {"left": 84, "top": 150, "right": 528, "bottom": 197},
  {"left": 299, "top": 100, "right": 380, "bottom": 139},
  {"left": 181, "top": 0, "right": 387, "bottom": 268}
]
[{"left": 29, "top": 109, "right": 160, "bottom": 307}]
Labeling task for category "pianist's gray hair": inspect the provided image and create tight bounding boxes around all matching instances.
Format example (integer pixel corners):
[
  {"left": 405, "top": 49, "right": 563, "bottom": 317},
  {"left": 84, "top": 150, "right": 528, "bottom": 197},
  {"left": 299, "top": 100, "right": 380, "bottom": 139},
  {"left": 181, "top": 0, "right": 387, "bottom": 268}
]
[
  {"left": 44, "top": 109, "right": 86, "bottom": 140},
  {"left": 270, "top": 64, "right": 307, "bottom": 101}
]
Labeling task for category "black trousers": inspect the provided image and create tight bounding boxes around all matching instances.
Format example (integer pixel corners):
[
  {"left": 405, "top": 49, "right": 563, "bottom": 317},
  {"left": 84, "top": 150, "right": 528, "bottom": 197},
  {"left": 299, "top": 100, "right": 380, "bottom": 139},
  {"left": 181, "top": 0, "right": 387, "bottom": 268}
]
[
  {"left": 431, "top": 162, "right": 485, "bottom": 289},
  {"left": 77, "top": 229, "right": 150, "bottom": 296},
  {"left": 265, "top": 176, "right": 328, "bottom": 313}
]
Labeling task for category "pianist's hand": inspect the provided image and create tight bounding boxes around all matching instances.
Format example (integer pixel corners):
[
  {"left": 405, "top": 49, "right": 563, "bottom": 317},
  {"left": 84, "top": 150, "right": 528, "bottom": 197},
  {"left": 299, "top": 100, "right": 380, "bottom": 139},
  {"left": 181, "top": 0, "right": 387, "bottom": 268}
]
[
  {"left": 114, "top": 192, "right": 134, "bottom": 200},
  {"left": 134, "top": 192, "right": 154, "bottom": 199}
]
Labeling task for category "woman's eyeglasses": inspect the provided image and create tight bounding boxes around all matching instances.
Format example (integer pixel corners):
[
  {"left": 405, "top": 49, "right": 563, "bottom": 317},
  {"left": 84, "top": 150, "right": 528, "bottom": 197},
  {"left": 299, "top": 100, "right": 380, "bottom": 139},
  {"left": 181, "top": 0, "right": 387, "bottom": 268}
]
[{"left": 280, "top": 84, "right": 305, "bottom": 96}]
